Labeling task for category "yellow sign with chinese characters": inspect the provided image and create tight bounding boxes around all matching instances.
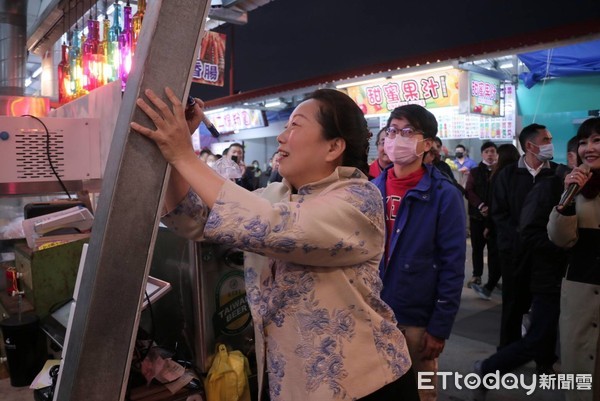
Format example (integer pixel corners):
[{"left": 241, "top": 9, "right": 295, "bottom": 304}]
[{"left": 345, "top": 68, "right": 461, "bottom": 115}]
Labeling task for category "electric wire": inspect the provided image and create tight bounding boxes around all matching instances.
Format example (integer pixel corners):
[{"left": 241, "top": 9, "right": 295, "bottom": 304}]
[
  {"left": 140, "top": 290, "right": 156, "bottom": 361},
  {"left": 21, "top": 114, "right": 72, "bottom": 199},
  {"left": 532, "top": 48, "right": 554, "bottom": 123}
]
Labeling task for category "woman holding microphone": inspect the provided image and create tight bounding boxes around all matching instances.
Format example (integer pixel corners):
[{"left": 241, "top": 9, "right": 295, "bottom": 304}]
[{"left": 547, "top": 117, "right": 600, "bottom": 401}]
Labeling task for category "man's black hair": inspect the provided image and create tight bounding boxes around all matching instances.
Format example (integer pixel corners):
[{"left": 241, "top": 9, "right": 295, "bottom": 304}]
[
  {"left": 480, "top": 141, "right": 498, "bottom": 153},
  {"left": 518, "top": 123, "right": 546, "bottom": 150},
  {"left": 387, "top": 104, "right": 438, "bottom": 139},
  {"left": 566, "top": 135, "right": 578, "bottom": 153}
]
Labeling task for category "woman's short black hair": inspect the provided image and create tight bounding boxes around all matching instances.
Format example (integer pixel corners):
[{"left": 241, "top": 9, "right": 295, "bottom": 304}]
[
  {"left": 576, "top": 117, "right": 600, "bottom": 141},
  {"left": 305, "top": 89, "right": 371, "bottom": 176}
]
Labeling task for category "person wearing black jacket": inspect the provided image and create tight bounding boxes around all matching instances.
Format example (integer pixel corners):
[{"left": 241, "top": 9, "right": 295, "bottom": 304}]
[
  {"left": 465, "top": 141, "right": 498, "bottom": 290},
  {"left": 520, "top": 175, "right": 568, "bottom": 371},
  {"left": 491, "top": 123, "right": 560, "bottom": 349},
  {"left": 473, "top": 172, "right": 568, "bottom": 396}
]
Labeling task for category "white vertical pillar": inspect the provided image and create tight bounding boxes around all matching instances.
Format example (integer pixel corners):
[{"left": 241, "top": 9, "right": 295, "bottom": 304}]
[{"left": 40, "top": 47, "right": 57, "bottom": 99}]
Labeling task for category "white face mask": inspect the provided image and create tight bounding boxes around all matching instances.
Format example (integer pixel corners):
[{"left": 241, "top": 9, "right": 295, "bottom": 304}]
[
  {"left": 384, "top": 136, "right": 423, "bottom": 166},
  {"left": 530, "top": 142, "right": 554, "bottom": 162}
]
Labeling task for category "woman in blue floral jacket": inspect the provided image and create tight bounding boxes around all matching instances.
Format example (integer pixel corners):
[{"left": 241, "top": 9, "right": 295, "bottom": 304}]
[{"left": 131, "top": 88, "right": 418, "bottom": 401}]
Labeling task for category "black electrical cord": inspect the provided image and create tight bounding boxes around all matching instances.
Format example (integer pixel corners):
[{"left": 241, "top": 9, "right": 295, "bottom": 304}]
[
  {"left": 21, "top": 114, "right": 72, "bottom": 200},
  {"left": 140, "top": 290, "right": 156, "bottom": 361}
]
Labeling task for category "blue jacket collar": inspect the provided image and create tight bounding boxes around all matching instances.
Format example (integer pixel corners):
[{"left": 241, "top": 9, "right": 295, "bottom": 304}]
[{"left": 378, "top": 163, "right": 443, "bottom": 201}]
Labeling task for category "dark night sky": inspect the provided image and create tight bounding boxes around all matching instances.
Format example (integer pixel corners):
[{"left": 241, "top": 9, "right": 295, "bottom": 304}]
[{"left": 192, "top": 0, "right": 600, "bottom": 102}]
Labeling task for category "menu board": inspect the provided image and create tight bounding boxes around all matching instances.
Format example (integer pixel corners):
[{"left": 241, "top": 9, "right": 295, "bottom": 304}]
[
  {"left": 370, "top": 82, "right": 515, "bottom": 140},
  {"left": 459, "top": 71, "right": 502, "bottom": 116},
  {"left": 432, "top": 84, "right": 516, "bottom": 140}
]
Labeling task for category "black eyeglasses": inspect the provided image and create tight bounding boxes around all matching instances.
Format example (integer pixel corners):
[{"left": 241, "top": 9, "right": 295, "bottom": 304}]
[{"left": 385, "top": 126, "right": 423, "bottom": 139}]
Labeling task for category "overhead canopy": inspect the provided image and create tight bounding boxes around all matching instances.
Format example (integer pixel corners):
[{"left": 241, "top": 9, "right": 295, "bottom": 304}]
[{"left": 518, "top": 39, "right": 600, "bottom": 88}]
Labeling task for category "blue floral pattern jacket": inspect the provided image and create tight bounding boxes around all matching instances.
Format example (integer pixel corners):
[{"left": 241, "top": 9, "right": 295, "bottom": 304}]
[{"left": 162, "top": 167, "right": 411, "bottom": 401}]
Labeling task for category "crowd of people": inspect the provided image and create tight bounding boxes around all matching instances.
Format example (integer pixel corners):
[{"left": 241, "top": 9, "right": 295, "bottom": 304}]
[
  {"left": 130, "top": 87, "right": 599, "bottom": 400},
  {"left": 197, "top": 144, "right": 283, "bottom": 191}
]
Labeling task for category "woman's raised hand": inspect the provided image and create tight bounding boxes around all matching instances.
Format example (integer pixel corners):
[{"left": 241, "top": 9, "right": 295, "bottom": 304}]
[{"left": 130, "top": 87, "right": 201, "bottom": 166}]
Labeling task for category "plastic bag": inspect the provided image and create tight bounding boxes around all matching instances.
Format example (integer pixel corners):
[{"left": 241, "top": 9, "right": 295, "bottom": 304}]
[
  {"left": 212, "top": 158, "right": 243, "bottom": 179},
  {"left": 204, "top": 344, "right": 251, "bottom": 401}
]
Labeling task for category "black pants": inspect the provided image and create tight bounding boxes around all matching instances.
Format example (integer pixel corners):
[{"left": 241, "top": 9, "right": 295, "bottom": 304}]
[
  {"left": 261, "top": 368, "right": 420, "bottom": 401},
  {"left": 482, "top": 292, "right": 560, "bottom": 373},
  {"left": 470, "top": 218, "right": 499, "bottom": 282},
  {"left": 499, "top": 251, "right": 532, "bottom": 348},
  {"left": 359, "top": 367, "right": 420, "bottom": 401}
]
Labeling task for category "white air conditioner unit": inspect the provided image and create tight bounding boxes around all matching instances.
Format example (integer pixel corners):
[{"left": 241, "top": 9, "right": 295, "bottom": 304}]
[{"left": 0, "top": 116, "right": 101, "bottom": 184}]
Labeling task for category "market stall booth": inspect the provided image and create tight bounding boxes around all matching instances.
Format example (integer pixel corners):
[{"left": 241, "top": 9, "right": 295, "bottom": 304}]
[{"left": 0, "top": 1, "right": 260, "bottom": 400}]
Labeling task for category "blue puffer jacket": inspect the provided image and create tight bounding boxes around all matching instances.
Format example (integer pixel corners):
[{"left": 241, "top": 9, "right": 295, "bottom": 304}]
[{"left": 372, "top": 164, "right": 466, "bottom": 339}]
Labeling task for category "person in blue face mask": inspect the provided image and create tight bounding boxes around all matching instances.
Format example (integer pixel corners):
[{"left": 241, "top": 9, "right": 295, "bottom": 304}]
[{"left": 491, "top": 123, "right": 563, "bottom": 354}]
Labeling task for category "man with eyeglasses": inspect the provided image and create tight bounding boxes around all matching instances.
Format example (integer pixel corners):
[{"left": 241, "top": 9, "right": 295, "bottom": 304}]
[
  {"left": 372, "top": 105, "right": 466, "bottom": 401},
  {"left": 368, "top": 127, "right": 392, "bottom": 178}
]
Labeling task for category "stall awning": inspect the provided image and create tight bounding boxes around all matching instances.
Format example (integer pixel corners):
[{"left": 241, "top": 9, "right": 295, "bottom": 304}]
[{"left": 518, "top": 40, "right": 600, "bottom": 88}]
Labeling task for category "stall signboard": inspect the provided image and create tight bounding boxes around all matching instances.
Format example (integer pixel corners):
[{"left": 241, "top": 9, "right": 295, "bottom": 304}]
[
  {"left": 206, "top": 108, "right": 268, "bottom": 133},
  {"left": 433, "top": 84, "right": 516, "bottom": 140},
  {"left": 345, "top": 68, "right": 460, "bottom": 115},
  {"left": 193, "top": 31, "right": 226, "bottom": 87},
  {"left": 459, "top": 71, "right": 502, "bottom": 116}
]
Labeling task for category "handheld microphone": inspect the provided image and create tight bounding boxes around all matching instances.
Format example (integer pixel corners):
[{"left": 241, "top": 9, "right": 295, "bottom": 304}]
[
  {"left": 186, "top": 96, "right": 220, "bottom": 138},
  {"left": 558, "top": 164, "right": 591, "bottom": 209}
]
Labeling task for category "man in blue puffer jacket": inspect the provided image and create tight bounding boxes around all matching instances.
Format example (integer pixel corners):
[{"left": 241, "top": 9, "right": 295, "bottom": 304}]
[{"left": 372, "top": 104, "right": 466, "bottom": 401}]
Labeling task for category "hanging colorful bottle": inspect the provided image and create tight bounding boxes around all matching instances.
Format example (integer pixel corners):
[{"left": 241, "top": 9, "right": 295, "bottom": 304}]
[
  {"left": 108, "top": 0, "right": 122, "bottom": 84},
  {"left": 118, "top": 0, "right": 133, "bottom": 90},
  {"left": 98, "top": 13, "right": 111, "bottom": 85},
  {"left": 57, "top": 40, "right": 71, "bottom": 104},
  {"left": 83, "top": 14, "right": 101, "bottom": 91},
  {"left": 131, "top": 0, "right": 145, "bottom": 54},
  {"left": 77, "top": 29, "right": 88, "bottom": 94},
  {"left": 69, "top": 26, "right": 82, "bottom": 95}
]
